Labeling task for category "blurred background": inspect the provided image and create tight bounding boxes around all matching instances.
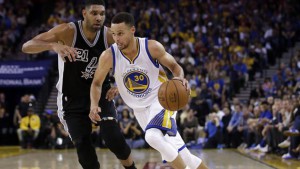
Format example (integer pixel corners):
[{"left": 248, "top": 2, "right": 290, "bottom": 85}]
[{"left": 0, "top": 0, "right": 300, "bottom": 161}]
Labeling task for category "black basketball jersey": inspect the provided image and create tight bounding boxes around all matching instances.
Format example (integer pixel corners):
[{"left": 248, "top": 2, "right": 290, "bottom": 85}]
[{"left": 56, "top": 20, "right": 110, "bottom": 113}]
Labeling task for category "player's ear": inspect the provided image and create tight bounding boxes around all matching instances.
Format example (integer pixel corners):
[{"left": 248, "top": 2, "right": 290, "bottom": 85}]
[
  {"left": 82, "top": 8, "right": 87, "bottom": 18},
  {"left": 131, "top": 26, "right": 135, "bottom": 34}
]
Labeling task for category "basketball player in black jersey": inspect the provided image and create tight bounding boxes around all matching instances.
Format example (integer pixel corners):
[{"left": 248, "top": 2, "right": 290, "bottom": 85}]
[{"left": 22, "top": 1, "right": 136, "bottom": 169}]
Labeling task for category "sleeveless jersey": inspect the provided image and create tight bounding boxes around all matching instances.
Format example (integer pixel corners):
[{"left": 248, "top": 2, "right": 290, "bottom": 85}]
[
  {"left": 56, "top": 21, "right": 110, "bottom": 112},
  {"left": 111, "top": 38, "right": 168, "bottom": 110}
]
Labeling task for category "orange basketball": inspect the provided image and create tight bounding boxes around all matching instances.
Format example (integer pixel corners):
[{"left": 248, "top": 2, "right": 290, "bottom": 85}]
[{"left": 158, "top": 79, "right": 190, "bottom": 111}]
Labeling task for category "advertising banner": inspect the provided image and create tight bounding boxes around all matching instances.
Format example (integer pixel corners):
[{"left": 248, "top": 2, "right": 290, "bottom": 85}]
[{"left": 0, "top": 60, "right": 52, "bottom": 87}]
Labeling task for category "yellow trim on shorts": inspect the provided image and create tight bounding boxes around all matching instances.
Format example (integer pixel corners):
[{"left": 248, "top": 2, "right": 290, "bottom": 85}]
[{"left": 162, "top": 110, "right": 174, "bottom": 129}]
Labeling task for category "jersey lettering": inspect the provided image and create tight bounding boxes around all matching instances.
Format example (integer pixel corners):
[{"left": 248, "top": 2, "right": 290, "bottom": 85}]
[{"left": 75, "top": 49, "right": 89, "bottom": 62}]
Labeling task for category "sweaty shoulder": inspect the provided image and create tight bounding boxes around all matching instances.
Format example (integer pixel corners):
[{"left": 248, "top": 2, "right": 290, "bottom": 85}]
[
  {"left": 97, "top": 48, "right": 113, "bottom": 70},
  {"left": 147, "top": 40, "right": 166, "bottom": 60},
  {"left": 100, "top": 48, "right": 113, "bottom": 62}
]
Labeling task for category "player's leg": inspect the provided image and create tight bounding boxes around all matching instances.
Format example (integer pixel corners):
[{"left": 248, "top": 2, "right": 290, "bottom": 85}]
[
  {"left": 179, "top": 148, "right": 208, "bottom": 169},
  {"left": 99, "top": 99, "right": 136, "bottom": 169},
  {"left": 62, "top": 113, "right": 100, "bottom": 169},
  {"left": 163, "top": 111, "right": 208, "bottom": 169},
  {"left": 165, "top": 130, "right": 208, "bottom": 169},
  {"left": 135, "top": 104, "right": 186, "bottom": 168},
  {"left": 145, "top": 128, "right": 186, "bottom": 169},
  {"left": 99, "top": 120, "right": 136, "bottom": 169}
]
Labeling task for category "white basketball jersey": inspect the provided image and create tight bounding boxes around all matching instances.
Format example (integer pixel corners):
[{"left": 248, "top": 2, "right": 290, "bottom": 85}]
[{"left": 111, "top": 38, "right": 168, "bottom": 109}]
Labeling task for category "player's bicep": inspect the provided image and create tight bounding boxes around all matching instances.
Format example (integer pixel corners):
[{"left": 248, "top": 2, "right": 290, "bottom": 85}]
[
  {"left": 93, "top": 50, "right": 113, "bottom": 85},
  {"left": 148, "top": 40, "right": 178, "bottom": 71},
  {"left": 33, "top": 23, "right": 72, "bottom": 43},
  {"left": 32, "top": 31, "right": 57, "bottom": 42},
  {"left": 158, "top": 52, "right": 178, "bottom": 71}
]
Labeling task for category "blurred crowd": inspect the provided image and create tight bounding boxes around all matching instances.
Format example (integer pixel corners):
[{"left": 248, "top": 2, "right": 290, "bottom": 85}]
[
  {"left": 1, "top": 0, "right": 300, "bottom": 160},
  {"left": 0, "top": 0, "right": 33, "bottom": 60}
]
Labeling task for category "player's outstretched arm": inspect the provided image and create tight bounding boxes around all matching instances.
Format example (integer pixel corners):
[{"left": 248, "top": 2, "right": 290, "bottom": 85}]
[
  {"left": 89, "top": 49, "right": 113, "bottom": 123},
  {"left": 147, "top": 40, "right": 184, "bottom": 78},
  {"left": 147, "top": 40, "right": 189, "bottom": 89},
  {"left": 22, "top": 23, "right": 77, "bottom": 62}
]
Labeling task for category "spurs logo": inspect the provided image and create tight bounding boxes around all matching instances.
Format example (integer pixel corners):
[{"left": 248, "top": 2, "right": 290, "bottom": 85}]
[{"left": 81, "top": 57, "right": 98, "bottom": 79}]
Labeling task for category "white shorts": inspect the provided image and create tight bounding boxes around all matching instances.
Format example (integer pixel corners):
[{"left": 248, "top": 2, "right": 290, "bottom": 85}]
[
  {"left": 133, "top": 99, "right": 185, "bottom": 150},
  {"left": 133, "top": 99, "right": 177, "bottom": 134}
]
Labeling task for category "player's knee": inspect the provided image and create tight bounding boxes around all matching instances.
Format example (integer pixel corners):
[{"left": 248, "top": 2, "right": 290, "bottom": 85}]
[
  {"left": 104, "top": 131, "right": 131, "bottom": 160},
  {"left": 144, "top": 129, "right": 160, "bottom": 147},
  {"left": 101, "top": 120, "right": 131, "bottom": 160},
  {"left": 145, "top": 129, "right": 179, "bottom": 162},
  {"left": 180, "top": 148, "right": 203, "bottom": 169}
]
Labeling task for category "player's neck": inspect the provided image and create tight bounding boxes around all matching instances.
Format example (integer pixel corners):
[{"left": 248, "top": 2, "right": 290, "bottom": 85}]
[
  {"left": 82, "top": 21, "right": 98, "bottom": 43},
  {"left": 121, "top": 37, "right": 138, "bottom": 60}
]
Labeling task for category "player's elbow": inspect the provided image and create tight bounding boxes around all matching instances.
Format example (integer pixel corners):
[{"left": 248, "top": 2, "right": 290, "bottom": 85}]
[
  {"left": 22, "top": 41, "right": 31, "bottom": 53},
  {"left": 91, "top": 79, "right": 102, "bottom": 90}
]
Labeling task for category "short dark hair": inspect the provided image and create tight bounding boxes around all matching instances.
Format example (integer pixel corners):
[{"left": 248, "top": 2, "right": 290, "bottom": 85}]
[
  {"left": 111, "top": 12, "right": 135, "bottom": 27},
  {"left": 85, "top": 0, "right": 105, "bottom": 8}
]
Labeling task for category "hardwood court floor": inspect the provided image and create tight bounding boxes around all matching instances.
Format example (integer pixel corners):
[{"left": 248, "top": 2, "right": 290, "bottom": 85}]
[{"left": 0, "top": 146, "right": 299, "bottom": 169}]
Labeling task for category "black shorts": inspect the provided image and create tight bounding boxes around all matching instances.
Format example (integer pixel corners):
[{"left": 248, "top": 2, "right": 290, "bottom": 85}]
[
  {"left": 63, "top": 98, "right": 117, "bottom": 140},
  {"left": 59, "top": 83, "right": 117, "bottom": 139},
  {"left": 61, "top": 84, "right": 117, "bottom": 119}
]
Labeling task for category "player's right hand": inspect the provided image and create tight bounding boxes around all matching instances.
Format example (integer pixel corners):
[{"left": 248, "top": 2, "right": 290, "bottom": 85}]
[
  {"left": 89, "top": 106, "right": 102, "bottom": 124},
  {"left": 172, "top": 77, "right": 190, "bottom": 91},
  {"left": 52, "top": 43, "right": 77, "bottom": 62}
]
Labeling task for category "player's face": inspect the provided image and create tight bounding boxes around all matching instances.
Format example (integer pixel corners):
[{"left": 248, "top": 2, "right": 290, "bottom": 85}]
[
  {"left": 82, "top": 5, "right": 105, "bottom": 32},
  {"left": 111, "top": 23, "right": 135, "bottom": 50}
]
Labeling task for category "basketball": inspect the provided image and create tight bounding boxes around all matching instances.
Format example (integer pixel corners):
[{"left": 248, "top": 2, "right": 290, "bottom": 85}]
[{"left": 158, "top": 79, "right": 190, "bottom": 111}]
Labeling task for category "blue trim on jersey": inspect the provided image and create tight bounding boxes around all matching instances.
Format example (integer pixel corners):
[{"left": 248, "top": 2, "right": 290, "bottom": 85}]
[
  {"left": 111, "top": 46, "right": 116, "bottom": 75},
  {"left": 132, "top": 38, "right": 140, "bottom": 63},
  {"left": 178, "top": 145, "right": 186, "bottom": 152},
  {"left": 145, "top": 38, "right": 159, "bottom": 68},
  {"left": 120, "top": 52, "right": 132, "bottom": 63},
  {"left": 120, "top": 38, "right": 140, "bottom": 64}
]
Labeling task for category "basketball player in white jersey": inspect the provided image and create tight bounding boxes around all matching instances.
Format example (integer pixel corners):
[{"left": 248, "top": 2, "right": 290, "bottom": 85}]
[{"left": 90, "top": 12, "right": 208, "bottom": 169}]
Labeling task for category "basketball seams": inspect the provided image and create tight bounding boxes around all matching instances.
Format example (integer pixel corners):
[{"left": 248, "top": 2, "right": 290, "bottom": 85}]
[
  {"left": 158, "top": 79, "right": 189, "bottom": 111},
  {"left": 172, "top": 80, "right": 180, "bottom": 110},
  {"left": 165, "top": 81, "right": 170, "bottom": 110}
]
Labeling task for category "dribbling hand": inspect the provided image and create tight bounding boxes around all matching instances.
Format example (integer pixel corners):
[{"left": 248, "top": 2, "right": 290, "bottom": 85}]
[
  {"left": 53, "top": 43, "right": 77, "bottom": 62},
  {"left": 172, "top": 77, "right": 190, "bottom": 91},
  {"left": 89, "top": 106, "right": 101, "bottom": 124}
]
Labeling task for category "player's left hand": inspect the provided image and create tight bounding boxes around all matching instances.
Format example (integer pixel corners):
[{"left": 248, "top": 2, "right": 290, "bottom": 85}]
[
  {"left": 106, "top": 86, "right": 119, "bottom": 101},
  {"left": 172, "top": 77, "right": 190, "bottom": 91},
  {"left": 89, "top": 106, "right": 101, "bottom": 124}
]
